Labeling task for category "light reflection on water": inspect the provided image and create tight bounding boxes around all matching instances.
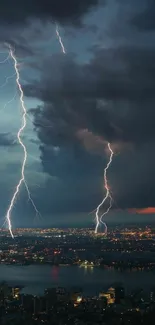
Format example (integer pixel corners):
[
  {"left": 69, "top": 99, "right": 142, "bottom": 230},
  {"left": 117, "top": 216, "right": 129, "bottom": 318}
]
[{"left": 0, "top": 264, "right": 154, "bottom": 296}]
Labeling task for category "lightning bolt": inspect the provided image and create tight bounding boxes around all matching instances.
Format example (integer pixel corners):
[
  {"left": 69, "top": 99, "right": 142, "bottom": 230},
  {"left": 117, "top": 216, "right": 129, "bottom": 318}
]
[
  {"left": 4, "top": 44, "right": 41, "bottom": 238},
  {"left": 55, "top": 24, "right": 66, "bottom": 54},
  {"left": 95, "top": 142, "right": 114, "bottom": 235}
]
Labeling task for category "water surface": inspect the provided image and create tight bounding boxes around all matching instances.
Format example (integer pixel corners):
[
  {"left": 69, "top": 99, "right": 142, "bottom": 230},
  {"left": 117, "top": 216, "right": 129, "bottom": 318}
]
[{"left": 0, "top": 265, "right": 154, "bottom": 295}]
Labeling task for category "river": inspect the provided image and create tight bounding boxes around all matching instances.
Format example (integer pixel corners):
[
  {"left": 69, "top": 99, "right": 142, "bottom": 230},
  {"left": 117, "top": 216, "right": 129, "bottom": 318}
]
[{"left": 0, "top": 265, "right": 154, "bottom": 296}]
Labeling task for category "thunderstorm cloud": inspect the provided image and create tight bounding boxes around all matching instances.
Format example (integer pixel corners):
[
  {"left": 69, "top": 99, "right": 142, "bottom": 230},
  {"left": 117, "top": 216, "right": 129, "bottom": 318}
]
[
  {"left": 0, "top": 133, "right": 16, "bottom": 147},
  {"left": 0, "top": 0, "right": 100, "bottom": 26},
  {"left": 0, "top": 0, "right": 154, "bottom": 226}
]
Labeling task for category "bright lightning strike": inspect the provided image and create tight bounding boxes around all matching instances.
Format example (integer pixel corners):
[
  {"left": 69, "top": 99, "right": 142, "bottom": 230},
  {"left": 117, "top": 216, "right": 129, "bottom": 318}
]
[
  {"left": 4, "top": 44, "right": 40, "bottom": 238},
  {"left": 56, "top": 24, "right": 66, "bottom": 54},
  {"left": 95, "top": 142, "right": 114, "bottom": 235}
]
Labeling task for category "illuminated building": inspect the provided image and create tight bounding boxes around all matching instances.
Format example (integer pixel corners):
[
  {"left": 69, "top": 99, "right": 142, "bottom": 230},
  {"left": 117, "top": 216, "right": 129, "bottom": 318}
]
[
  {"left": 80, "top": 260, "right": 94, "bottom": 268},
  {"left": 99, "top": 292, "right": 114, "bottom": 305},
  {"left": 99, "top": 287, "right": 115, "bottom": 305},
  {"left": 12, "top": 286, "right": 20, "bottom": 299},
  {"left": 73, "top": 295, "right": 83, "bottom": 307},
  {"left": 108, "top": 287, "right": 115, "bottom": 300},
  {"left": 70, "top": 287, "right": 83, "bottom": 306}
]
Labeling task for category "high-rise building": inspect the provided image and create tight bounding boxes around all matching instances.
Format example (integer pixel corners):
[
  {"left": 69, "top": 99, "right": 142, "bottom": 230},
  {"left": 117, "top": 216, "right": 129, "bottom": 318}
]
[
  {"left": 115, "top": 286, "right": 125, "bottom": 304},
  {"left": 56, "top": 287, "right": 69, "bottom": 302},
  {"left": 12, "top": 287, "right": 20, "bottom": 299},
  {"left": 108, "top": 287, "right": 115, "bottom": 300},
  {"left": 33, "top": 296, "right": 46, "bottom": 314},
  {"left": 150, "top": 287, "right": 155, "bottom": 302},
  {"left": 99, "top": 287, "right": 115, "bottom": 305},
  {"left": 0, "top": 282, "right": 11, "bottom": 302},
  {"left": 70, "top": 287, "right": 83, "bottom": 306},
  {"left": 45, "top": 288, "right": 57, "bottom": 312}
]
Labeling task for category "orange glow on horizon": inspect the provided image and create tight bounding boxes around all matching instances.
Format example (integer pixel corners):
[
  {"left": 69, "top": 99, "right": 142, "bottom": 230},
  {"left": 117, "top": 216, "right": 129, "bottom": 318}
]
[{"left": 129, "top": 207, "right": 155, "bottom": 214}]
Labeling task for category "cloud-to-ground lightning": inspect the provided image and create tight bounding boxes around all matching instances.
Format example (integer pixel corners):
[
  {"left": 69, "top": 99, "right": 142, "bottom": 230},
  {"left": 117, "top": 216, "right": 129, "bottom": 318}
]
[
  {"left": 3, "top": 44, "right": 41, "bottom": 238},
  {"left": 55, "top": 24, "right": 66, "bottom": 54},
  {"left": 95, "top": 142, "right": 114, "bottom": 235}
]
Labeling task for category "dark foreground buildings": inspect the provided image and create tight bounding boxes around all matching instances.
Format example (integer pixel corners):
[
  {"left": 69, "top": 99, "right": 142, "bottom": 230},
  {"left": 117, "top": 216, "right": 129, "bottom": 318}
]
[{"left": 0, "top": 282, "right": 155, "bottom": 324}]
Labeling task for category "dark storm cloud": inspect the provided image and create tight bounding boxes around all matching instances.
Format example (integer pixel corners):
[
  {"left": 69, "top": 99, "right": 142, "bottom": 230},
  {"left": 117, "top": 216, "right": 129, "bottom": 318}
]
[
  {"left": 7, "top": 38, "right": 35, "bottom": 56},
  {"left": 1, "top": 0, "right": 151, "bottom": 216},
  {"left": 37, "top": 143, "right": 105, "bottom": 213},
  {"left": 23, "top": 37, "right": 155, "bottom": 213},
  {"left": 25, "top": 45, "right": 155, "bottom": 146},
  {"left": 0, "top": 133, "right": 16, "bottom": 147},
  {"left": 109, "top": 142, "right": 155, "bottom": 210},
  {"left": 0, "top": 0, "right": 100, "bottom": 26},
  {"left": 132, "top": 0, "right": 155, "bottom": 31}
]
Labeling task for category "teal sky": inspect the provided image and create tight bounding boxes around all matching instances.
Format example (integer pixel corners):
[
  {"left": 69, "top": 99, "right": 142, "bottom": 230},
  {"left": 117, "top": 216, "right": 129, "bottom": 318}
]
[{"left": 0, "top": 0, "right": 155, "bottom": 228}]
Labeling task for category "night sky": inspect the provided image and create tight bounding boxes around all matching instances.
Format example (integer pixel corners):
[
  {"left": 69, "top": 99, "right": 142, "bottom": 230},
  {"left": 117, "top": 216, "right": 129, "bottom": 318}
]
[{"left": 0, "top": 0, "right": 155, "bottom": 228}]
